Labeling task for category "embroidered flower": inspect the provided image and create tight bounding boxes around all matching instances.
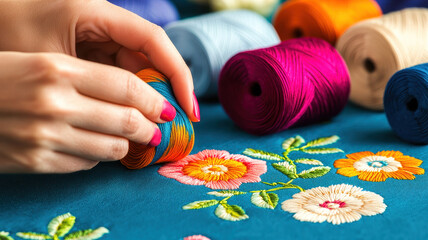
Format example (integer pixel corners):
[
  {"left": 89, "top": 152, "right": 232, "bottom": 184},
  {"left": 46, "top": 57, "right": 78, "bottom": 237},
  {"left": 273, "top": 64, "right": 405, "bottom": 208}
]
[
  {"left": 281, "top": 184, "right": 386, "bottom": 225},
  {"left": 183, "top": 235, "right": 211, "bottom": 240},
  {"left": 158, "top": 150, "right": 267, "bottom": 189},
  {"left": 334, "top": 151, "right": 424, "bottom": 182}
]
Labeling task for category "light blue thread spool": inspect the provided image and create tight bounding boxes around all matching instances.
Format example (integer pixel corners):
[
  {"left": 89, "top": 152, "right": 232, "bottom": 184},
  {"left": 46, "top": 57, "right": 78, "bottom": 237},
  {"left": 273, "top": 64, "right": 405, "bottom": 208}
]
[
  {"left": 384, "top": 63, "right": 428, "bottom": 145},
  {"left": 165, "top": 10, "right": 280, "bottom": 98}
]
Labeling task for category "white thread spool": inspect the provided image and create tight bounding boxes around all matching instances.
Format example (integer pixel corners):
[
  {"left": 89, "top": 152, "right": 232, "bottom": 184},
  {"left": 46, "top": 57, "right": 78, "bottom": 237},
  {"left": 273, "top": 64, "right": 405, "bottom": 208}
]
[{"left": 336, "top": 8, "right": 428, "bottom": 110}]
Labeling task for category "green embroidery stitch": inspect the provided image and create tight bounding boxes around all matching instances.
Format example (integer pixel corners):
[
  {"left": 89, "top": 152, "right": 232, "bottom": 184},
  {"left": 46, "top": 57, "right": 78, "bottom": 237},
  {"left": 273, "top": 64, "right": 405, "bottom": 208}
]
[
  {"left": 16, "top": 213, "right": 108, "bottom": 240},
  {"left": 47, "top": 213, "right": 75, "bottom": 237},
  {"left": 250, "top": 191, "right": 279, "bottom": 209},
  {"left": 215, "top": 203, "right": 248, "bottom": 221},
  {"left": 183, "top": 200, "right": 219, "bottom": 210},
  {"left": 182, "top": 135, "right": 344, "bottom": 221},
  {"left": 207, "top": 191, "right": 246, "bottom": 197},
  {"left": 0, "top": 232, "right": 14, "bottom": 240},
  {"left": 63, "top": 228, "right": 109, "bottom": 240},
  {"left": 15, "top": 233, "right": 51, "bottom": 240}
]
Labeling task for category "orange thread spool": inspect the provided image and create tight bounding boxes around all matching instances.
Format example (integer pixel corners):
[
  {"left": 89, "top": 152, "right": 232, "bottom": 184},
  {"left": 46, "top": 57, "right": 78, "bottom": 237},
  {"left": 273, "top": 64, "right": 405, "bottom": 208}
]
[{"left": 273, "top": 0, "right": 382, "bottom": 45}]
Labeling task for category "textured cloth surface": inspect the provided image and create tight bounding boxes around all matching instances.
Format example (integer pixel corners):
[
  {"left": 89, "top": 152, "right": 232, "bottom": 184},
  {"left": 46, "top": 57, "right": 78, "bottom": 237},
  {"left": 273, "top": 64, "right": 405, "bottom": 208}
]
[{"left": 0, "top": 103, "right": 427, "bottom": 239}]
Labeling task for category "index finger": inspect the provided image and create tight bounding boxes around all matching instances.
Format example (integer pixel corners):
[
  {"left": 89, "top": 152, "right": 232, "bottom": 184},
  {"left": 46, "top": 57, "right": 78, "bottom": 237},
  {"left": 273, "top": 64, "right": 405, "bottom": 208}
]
[{"left": 78, "top": 1, "right": 198, "bottom": 122}]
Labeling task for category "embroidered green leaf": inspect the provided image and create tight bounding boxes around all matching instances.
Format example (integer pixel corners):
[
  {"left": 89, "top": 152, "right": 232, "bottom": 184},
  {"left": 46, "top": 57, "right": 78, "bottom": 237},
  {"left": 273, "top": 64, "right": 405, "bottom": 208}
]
[
  {"left": 64, "top": 227, "right": 109, "bottom": 240},
  {"left": 243, "top": 148, "right": 284, "bottom": 161},
  {"left": 298, "top": 166, "right": 331, "bottom": 178},
  {"left": 301, "top": 148, "right": 343, "bottom": 154},
  {"left": 215, "top": 204, "right": 249, "bottom": 221},
  {"left": 272, "top": 162, "right": 298, "bottom": 179},
  {"left": 182, "top": 200, "right": 219, "bottom": 210},
  {"left": 15, "top": 232, "right": 51, "bottom": 240},
  {"left": 0, "top": 232, "right": 14, "bottom": 240},
  {"left": 304, "top": 136, "right": 340, "bottom": 147},
  {"left": 295, "top": 158, "right": 323, "bottom": 165},
  {"left": 282, "top": 136, "right": 305, "bottom": 150},
  {"left": 250, "top": 191, "right": 279, "bottom": 209},
  {"left": 47, "top": 213, "right": 75, "bottom": 237},
  {"left": 207, "top": 190, "right": 246, "bottom": 197}
]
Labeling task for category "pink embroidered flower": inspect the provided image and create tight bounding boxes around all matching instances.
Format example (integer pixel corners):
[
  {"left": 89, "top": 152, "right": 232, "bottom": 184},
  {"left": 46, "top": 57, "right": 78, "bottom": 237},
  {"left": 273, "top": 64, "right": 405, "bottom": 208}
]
[
  {"left": 183, "top": 235, "right": 210, "bottom": 240},
  {"left": 158, "top": 150, "right": 267, "bottom": 189}
]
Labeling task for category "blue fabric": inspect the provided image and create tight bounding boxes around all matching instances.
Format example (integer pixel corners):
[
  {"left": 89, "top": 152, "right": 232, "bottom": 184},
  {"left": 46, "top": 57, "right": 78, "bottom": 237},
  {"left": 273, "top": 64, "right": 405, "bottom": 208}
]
[{"left": 0, "top": 103, "right": 427, "bottom": 239}]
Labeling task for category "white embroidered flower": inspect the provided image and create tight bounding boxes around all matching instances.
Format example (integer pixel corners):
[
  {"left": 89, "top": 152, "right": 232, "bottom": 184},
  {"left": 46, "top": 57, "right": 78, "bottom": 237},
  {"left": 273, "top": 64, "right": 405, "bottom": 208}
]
[{"left": 281, "top": 184, "right": 386, "bottom": 225}]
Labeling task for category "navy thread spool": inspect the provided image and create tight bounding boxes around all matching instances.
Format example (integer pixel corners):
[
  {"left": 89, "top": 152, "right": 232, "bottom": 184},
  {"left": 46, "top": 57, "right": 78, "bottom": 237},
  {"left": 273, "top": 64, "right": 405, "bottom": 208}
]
[
  {"left": 165, "top": 10, "right": 280, "bottom": 98},
  {"left": 384, "top": 63, "right": 428, "bottom": 144},
  {"left": 108, "top": 0, "right": 179, "bottom": 27}
]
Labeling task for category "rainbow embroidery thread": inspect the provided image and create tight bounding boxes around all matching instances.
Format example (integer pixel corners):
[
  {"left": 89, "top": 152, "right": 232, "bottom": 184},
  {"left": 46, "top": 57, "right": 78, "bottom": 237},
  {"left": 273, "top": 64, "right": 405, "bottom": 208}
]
[
  {"left": 158, "top": 150, "right": 267, "bottom": 189},
  {"left": 121, "top": 69, "right": 195, "bottom": 169},
  {"left": 281, "top": 184, "right": 387, "bottom": 225},
  {"left": 334, "top": 151, "right": 424, "bottom": 182}
]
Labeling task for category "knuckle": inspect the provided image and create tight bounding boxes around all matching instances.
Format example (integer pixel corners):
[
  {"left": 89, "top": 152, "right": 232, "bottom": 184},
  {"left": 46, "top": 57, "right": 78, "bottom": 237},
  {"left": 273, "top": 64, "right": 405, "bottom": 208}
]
[
  {"left": 122, "top": 108, "right": 141, "bottom": 136},
  {"left": 30, "top": 53, "right": 73, "bottom": 85},
  {"left": 107, "top": 138, "right": 129, "bottom": 160},
  {"left": 22, "top": 149, "right": 49, "bottom": 172},
  {"left": 25, "top": 122, "right": 53, "bottom": 146},
  {"left": 125, "top": 73, "right": 140, "bottom": 104}
]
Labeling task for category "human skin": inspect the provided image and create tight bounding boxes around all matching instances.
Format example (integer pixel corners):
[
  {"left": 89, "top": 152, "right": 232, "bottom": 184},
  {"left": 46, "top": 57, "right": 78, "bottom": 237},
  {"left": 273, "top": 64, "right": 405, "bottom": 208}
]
[{"left": 0, "top": 0, "right": 199, "bottom": 173}]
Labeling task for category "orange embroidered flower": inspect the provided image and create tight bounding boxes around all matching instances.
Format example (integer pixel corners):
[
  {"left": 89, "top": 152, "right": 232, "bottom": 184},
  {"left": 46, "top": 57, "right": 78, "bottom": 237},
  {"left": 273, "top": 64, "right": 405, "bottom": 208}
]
[
  {"left": 158, "top": 150, "right": 267, "bottom": 189},
  {"left": 334, "top": 151, "right": 424, "bottom": 182}
]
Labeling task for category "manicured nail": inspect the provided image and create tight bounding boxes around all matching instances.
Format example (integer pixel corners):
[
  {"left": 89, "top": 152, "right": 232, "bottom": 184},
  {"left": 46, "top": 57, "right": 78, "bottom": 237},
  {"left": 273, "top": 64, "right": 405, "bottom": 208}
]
[
  {"left": 191, "top": 92, "right": 200, "bottom": 122},
  {"left": 160, "top": 100, "right": 176, "bottom": 122},
  {"left": 148, "top": 128, "right": 162, "bottom": 147}
]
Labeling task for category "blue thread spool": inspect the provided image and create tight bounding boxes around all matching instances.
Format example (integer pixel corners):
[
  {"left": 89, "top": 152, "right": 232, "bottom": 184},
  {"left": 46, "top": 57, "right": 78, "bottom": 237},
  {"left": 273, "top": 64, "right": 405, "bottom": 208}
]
[
  {"left": 384, "top": 63, "right": 428, "bottom": 144},
  {"left": 165, "top": 10, "right": 280, "bottom": 98},
  {"left": 375, "top": 0, "right": 428, "bottom": 13},
  {"left": 121, "top": 69, "right": 195, "bottom": 169},
  {"left": 108, "top": 0, "right": 179, "bottom": 27}
]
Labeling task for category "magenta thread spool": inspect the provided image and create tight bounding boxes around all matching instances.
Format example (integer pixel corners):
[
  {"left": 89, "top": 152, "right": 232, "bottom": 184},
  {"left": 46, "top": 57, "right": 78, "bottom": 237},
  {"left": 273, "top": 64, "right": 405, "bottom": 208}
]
[{"left": 218, "top": 38, "right": 350, "bottom": 135}]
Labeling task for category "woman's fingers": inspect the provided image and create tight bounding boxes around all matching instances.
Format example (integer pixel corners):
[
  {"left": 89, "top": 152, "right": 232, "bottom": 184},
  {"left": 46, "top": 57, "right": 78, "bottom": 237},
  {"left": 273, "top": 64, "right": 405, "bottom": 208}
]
[
  {"left": 0, "top": 137, "right": 99, "bottom": 174},
  {"left": 66, "top": 95, "right": 160, "bottom": 146},
  {"left": 65, "top": 55, "right": 176, "bottom": 124},
  {"left": 78, "top": 1, "right": 199, "bottom": 121}
]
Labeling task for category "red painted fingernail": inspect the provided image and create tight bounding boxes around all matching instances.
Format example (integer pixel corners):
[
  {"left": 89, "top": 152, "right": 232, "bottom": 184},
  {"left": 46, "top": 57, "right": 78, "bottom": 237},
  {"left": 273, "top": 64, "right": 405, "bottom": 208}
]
[
  {"left": 191, "top": 92, "right": 200, "bottom": 122},
  {"left": 148, "top": 128, "right": 162, "bottom": 147},
  {"left": 160, "top": 100, "right": 176, "bottom": 122}
]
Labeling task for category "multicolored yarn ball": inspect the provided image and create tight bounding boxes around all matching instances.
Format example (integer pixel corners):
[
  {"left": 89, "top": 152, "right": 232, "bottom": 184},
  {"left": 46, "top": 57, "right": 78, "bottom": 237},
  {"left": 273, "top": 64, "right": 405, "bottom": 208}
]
[
  {"left": 189, "top": 0, "right": 280, "bottom": 16},
  {"left": 108, "top": 0, "right": 179, "bottom": 27},
  {"left": 273, "top": 0, "right": 382, "bottom": 45},
  {"left": 384, "top": 63, "right": 428, "bottom": 145},
  {"left": 376, "top": 0, "right": 428, "bottom": 13},
  {"left": 218, "top": 38, "right": 350, "bottom": 135},
  {"left": 165, "top": 10, "right": 280, "bottom": 98},
  {"left": 337, "top": 8, "right": 428, "bottom": 110},
  {"left": 121, "top": 69, "right": 195, "bottom": 169}
]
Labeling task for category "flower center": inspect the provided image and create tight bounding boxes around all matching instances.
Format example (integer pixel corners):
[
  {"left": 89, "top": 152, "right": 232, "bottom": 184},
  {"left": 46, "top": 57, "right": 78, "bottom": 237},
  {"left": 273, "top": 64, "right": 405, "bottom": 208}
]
[
  {"left": 319, "top": 200, "right": 346, "bottom": 210},
  {"left": 368, "top": 160, "right": 388, "bottom": 168},
  {"left": 353, "top": 155, "right": 402, "bottom": 172},
  {"left": 201, "top": 165, "right": 228, "bottom": 175},
  {"left": 182, "top": 157, "right": 247, "bottom": 182}
]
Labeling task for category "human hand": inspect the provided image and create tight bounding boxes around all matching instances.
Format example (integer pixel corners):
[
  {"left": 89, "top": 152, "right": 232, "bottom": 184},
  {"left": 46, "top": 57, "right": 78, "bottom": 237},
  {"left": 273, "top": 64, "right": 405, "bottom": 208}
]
[
  {"left": 0, "top": 0, "right": 198, "bottom": 122},
  {"left": 0, "top": 52, "right": 179, "bottom": 173}
]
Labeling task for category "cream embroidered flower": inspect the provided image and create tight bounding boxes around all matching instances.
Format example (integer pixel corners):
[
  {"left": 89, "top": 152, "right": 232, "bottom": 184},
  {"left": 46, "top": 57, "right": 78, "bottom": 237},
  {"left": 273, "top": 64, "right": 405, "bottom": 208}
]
[{"left": 281, "top": 184, "right": 386, "bottom": 225}]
